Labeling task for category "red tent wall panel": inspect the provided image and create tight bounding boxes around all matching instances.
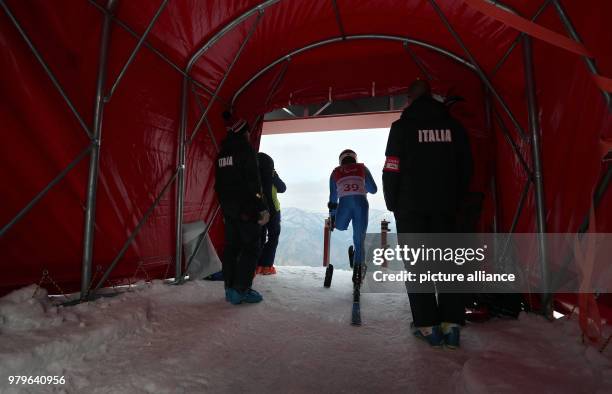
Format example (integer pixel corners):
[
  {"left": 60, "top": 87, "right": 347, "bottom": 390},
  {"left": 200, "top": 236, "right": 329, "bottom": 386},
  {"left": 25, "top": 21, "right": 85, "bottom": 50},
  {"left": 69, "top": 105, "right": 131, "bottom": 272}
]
[{"left": 0, "top": 0, "right": 99, "bottom": 293}]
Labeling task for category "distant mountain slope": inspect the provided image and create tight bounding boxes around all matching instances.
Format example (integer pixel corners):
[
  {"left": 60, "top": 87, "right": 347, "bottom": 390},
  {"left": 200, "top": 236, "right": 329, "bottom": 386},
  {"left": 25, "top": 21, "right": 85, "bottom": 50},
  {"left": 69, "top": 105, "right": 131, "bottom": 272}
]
[{"left": 274, "top": 207, "right": 395, "bottom": 269}]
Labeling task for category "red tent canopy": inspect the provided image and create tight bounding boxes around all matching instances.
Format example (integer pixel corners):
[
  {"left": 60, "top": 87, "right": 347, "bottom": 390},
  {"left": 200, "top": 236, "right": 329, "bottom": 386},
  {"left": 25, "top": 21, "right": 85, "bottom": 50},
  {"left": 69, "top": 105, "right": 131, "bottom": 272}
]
[{"left": 1, "top": 1, "right": 611, "bottom": 318}]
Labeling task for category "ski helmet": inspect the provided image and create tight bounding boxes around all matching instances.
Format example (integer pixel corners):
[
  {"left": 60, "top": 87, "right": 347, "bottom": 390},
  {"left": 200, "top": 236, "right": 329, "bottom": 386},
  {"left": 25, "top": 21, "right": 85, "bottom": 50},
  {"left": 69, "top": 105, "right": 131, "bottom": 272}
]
[{"left": 339, "top": 149, "right": 357, "bottom": 165}]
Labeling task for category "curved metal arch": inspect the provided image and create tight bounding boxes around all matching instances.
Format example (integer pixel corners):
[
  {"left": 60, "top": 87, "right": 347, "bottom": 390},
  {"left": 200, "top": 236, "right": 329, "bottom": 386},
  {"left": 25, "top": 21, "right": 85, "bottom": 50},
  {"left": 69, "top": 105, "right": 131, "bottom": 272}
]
[
  {"left": 230, "top": 34, "right": 477, "bottom": 107},
  {"left": 183, "top": 0, "right": 521, "bottom": 75},
  {"left": 186, "top": 0, "right": 281, "bottom": 73}
]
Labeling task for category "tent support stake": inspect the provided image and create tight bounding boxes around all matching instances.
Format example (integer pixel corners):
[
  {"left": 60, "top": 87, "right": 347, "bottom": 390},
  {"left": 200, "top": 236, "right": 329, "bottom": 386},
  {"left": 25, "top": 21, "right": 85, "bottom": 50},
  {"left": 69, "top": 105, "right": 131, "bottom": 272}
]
[{"left": 81, "top": 0, "right": 116, "bottom": 300}]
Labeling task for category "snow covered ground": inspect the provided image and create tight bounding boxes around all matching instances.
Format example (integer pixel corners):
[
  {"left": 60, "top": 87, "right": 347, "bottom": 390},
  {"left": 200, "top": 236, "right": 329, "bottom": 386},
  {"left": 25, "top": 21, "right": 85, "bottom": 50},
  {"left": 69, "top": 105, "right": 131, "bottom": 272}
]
[{"left": 0, "top": 266, "right": 610, "bottom": 394}]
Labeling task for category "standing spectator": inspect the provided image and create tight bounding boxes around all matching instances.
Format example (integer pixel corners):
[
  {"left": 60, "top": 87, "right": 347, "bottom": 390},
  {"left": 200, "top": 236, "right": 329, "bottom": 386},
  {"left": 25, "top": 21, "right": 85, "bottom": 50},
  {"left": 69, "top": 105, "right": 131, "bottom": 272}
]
[
  {"left": 256, "top": 152, "right": 286, "bottom": 275},
  {"left": 382, "top": 80, "right": 473, "bottom": 348},
  {"left": 215, "top": 111, "right": 270, "bottom": 305}
]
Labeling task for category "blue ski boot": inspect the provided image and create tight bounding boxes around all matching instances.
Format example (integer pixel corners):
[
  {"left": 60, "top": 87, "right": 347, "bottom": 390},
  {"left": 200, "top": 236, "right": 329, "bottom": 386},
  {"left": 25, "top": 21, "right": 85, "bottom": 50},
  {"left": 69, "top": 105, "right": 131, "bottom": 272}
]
[
  {"left": 242, "top": 288, "right": 263, "bottom": 303},
  {"left": 442, "top": 322, "right": 460, "bottom": 349},
  {"left": 411, "top": 323, "right": 444, "bottom": 348},
  {"left": 226, "top": 288, "right": 243, "bottom": 305}
]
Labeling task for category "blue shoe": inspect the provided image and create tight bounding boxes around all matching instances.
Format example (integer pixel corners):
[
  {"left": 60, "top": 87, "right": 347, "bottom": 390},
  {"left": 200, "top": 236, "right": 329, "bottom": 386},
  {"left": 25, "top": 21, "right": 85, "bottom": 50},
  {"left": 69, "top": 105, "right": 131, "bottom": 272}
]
[
  {"left": 412, "top": 324, "right": 444, "bottom": 347},
  {"left": 241, "top": 288, "right": 263, "bottom": 303},
  {"left": 442, "top": 324, "right": 460, "bottom": 349},
  {"left": 226, "top": 288, "right": 243, "bottom": 305}
]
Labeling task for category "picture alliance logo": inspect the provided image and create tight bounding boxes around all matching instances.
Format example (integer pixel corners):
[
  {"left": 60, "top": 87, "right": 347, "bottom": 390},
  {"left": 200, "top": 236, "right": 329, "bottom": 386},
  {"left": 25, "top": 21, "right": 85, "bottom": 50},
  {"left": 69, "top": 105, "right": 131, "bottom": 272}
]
[{"left": 371, "top": 244, "right": 488, "bottom": 266}]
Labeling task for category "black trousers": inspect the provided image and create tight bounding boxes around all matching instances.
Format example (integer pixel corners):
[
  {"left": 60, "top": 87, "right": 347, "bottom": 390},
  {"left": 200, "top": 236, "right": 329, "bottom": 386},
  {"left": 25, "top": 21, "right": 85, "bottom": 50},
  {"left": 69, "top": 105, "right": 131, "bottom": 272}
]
[
  {"left": 222, "top": 214, "right": 261, "bottom": 291},
  {"left": 394, "top": 211, "right": 466, "bottom": 326},
  {"left": 258, "top": 211, "right": 281, "bottom": 267}
]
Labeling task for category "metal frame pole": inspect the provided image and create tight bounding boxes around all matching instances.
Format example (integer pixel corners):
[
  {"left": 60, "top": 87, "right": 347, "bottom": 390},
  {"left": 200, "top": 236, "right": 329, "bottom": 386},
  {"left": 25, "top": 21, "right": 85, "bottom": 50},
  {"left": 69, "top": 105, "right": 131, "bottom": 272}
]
[
  {"left": 552, "top": 0, "right": 611, "bottom": 108},
  {"left": 523, "top": 35, "right": 551, "bottom": 316},
  {"left": 252, "top": 59, "right": 290, "bottom": 126},
  {"left": 191, "top": 86, "right": 220, "bottom": 152},
  {"left": 189, "top": 11, "right": 263, "bottom": 142},
  {"left": 331, "top": 0, "right": 346, "bottom": 39},
  {"left": 313, "top": 101, "right": 332, "bottom": 116},
  {"left": 174, "top": 76, "right": 189, "bottom": 280},
  {"left": 86, "top": 0, "right": 221, "bottom": 104},
  {"left": 186, "top": 0, "right": 280, "bottom": 73},
  {"left": 174, "top": 10, "right": 263, "bottom": 281},
  {"left": 92, "top": 169, "right": 179, "bottom": 294},
  {"left": 81, "top": 0, "right": 117, "bottom": 300},
  {"left": 491, "top": 0, "right": 552, "bottom": 76},
  {"left": 1, "top": 144, "right": 93, "bottom": 237},
  {"left": 404, "top": 42, "right": 433, "bottom": 81},
  {"left": 484, "top": 90, "right": 499, "bottom": 233},
  {"left": 105, "top": 0, "right": 169, "bottom": 101},
  {"left": 0, "top": 0, "right": 92, "bottom": 139},
  {"left": 494, "top": 110, "right": 533, "bottom": 178},
  {"left": 498, "top": 179, "right": 531, "bottom": 264},
  {"left": 427, "top": 0, "right": 527, "bottom": 139}
]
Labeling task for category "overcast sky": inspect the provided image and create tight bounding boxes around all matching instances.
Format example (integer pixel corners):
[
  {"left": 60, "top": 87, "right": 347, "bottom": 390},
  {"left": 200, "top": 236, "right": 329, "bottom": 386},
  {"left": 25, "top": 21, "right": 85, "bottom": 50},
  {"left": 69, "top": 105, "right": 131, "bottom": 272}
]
[{"left": 259, "top": 128, "right": 390, "bottom": 212}]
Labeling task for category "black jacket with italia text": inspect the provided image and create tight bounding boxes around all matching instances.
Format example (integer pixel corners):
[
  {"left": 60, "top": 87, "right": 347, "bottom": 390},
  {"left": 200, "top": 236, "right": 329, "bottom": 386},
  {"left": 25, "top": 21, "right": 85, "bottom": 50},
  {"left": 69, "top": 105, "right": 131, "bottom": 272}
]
[
  {"left": 215, "top": 133, "right": 267, "bottom": 221},
  {"left": 382, "top": 96, "right": 473, "bottom": 214}
]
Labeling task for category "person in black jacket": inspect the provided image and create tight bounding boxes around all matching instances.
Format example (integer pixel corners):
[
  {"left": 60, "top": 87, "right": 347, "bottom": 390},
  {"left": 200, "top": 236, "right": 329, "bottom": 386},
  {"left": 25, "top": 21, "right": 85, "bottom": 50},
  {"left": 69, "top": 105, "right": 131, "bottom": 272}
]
[
  {"left": 256, "top": 152, "right": 287, "bottom": 275},
  {"left": 215, "top": 112, "right": 270, "bottom": 305},
  {"left": 383, "top": 80, "right": 473, "bottom": 348}
]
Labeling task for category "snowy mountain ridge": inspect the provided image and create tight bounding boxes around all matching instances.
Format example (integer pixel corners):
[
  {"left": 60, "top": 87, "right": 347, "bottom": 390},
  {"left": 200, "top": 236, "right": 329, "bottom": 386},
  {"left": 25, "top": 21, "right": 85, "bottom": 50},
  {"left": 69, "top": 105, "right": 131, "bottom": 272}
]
[{"left": 275, "top": 207, "right": 395, "bottom": 268}]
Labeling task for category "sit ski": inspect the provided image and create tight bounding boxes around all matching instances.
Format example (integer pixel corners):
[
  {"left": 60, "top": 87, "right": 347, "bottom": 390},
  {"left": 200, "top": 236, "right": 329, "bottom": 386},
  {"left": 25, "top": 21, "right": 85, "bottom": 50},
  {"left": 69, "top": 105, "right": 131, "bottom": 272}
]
[{"left": 322, "top": 217, "right": 366, "bottom": 326}]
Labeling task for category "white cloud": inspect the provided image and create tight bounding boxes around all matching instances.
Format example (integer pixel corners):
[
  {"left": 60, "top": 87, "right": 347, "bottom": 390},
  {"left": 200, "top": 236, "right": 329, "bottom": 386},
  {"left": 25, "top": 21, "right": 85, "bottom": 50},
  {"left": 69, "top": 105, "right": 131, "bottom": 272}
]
[{"left": 260, "top": 128, "right": 390, "bottom": 212}]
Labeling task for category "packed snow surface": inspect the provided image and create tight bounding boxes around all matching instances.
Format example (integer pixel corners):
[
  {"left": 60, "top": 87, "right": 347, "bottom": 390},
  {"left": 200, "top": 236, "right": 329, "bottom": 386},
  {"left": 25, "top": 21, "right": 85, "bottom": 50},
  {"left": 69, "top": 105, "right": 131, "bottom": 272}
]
[{"left": 0, "top": 267, "right": 610, "bottom": 393}]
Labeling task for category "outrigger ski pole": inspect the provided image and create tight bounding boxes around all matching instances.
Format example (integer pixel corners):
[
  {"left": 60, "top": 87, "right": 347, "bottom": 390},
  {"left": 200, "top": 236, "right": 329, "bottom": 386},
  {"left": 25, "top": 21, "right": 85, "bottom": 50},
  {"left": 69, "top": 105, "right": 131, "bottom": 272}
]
[{"left": 323, "top": 217, "right": 334, "bottom": 288}]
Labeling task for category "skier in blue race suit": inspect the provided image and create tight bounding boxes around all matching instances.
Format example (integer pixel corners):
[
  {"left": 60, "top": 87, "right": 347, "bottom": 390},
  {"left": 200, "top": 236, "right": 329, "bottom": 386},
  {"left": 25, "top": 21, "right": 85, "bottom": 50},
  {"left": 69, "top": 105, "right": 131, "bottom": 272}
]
[{"left": 328, "top": 149, "right": 378, "bottom": 266}]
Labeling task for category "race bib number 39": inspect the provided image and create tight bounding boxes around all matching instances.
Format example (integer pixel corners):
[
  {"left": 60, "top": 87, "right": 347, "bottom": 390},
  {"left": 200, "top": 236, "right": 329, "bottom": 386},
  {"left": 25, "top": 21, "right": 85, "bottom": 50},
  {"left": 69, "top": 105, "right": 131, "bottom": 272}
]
[{"left": 337, "top": 176, "right": 366, "bottom": 197}]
